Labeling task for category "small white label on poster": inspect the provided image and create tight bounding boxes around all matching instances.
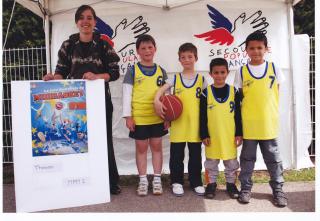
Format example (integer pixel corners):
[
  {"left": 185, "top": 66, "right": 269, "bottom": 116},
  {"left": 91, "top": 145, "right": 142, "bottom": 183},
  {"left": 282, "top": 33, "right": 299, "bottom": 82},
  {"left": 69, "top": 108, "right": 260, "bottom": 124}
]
[
  {"left": 63, "top": 177, "right": 90, "bottom": 187},
  {"left": 33, "top": 163, "right": 62, "bottom": 173},
  {"left": 11, "top": 80, "right": 110, "bottom": 212}
]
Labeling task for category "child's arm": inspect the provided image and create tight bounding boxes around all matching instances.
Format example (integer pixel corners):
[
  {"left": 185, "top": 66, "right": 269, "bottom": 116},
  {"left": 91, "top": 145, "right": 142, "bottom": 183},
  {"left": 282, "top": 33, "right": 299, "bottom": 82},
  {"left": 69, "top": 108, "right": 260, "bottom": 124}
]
[
  {"left": 234, "top": 88, "right": 243, "bottom": 147},
  {"left": 154, "top": 83, "right": 171, "bottom": 119},
  {"left": 200, "top": 89, "right": 210, "bottom": 146},
  {"left": 122, "top": 67, "right": 136, "bottom": 131}
]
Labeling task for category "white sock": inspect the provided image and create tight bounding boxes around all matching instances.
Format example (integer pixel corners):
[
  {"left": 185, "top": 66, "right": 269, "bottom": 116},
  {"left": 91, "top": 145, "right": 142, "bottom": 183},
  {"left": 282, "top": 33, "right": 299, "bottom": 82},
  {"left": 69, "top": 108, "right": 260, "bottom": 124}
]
[
  {"left": 139, "top": 175, "right": 148, "bottom": 184},
  {"left": 153, "top": 174, "right": 161, "bottom": 182}
]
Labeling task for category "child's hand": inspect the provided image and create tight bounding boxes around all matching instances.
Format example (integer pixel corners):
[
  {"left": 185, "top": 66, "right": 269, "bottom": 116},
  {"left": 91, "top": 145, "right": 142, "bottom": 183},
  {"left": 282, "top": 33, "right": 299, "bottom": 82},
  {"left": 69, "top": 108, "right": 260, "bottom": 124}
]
[
  {"left": 154, "top": 99, "right": 167, "bottom": 119},
  {"left": 125, "top": 117, "right": 135, "bottom": 132},
  {"left": 202, "top": 138, "right": 211, "bottom": 146},
  {"left": 235, "top": 136, "right": 243, "bottom": 147},
  {"left": 164, "top": 121, "right": 171, "bottom": 130}
]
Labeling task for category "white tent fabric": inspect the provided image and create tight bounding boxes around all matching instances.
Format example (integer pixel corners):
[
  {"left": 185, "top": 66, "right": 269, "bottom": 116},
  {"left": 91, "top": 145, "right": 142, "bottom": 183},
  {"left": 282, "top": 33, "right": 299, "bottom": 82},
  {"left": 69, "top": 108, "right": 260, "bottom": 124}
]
[
  {"left": 292, "top": 34, "right": 313, "bottom": 169},
  {"left": 16, "top": 0, "right": 313, "bottom": 174},
  {"left": 17, "top": 0, "right": 303, "bottom": 17}
]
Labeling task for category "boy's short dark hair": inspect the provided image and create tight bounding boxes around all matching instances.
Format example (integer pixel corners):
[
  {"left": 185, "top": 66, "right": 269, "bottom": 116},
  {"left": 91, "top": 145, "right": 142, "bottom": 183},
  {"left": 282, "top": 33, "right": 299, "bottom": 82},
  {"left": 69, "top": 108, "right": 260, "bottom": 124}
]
[
  {"left": 245, "top": 31, "right": 268, "bottom": 48},
  {"left": 210, "top": 58, "right": 229, "bottom": 73},
  {"left": 136, "top": 34, "right": 156, "bottom": 49},
  {"left": 178, "top": 43, "right": 198, "bottom": 60},
  {"left": 75, "top": 5, "right": 97, "bottom": 23}
]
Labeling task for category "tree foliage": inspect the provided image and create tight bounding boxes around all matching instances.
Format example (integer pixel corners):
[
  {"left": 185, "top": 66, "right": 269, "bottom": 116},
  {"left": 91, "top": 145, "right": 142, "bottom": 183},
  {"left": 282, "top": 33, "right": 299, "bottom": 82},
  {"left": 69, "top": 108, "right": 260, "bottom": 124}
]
[
  {"left": 293, "top": 0, "right": 314, "bottom": 36},
  {"left": 2, "top": 0, "right": 45, "bottom": 49}
]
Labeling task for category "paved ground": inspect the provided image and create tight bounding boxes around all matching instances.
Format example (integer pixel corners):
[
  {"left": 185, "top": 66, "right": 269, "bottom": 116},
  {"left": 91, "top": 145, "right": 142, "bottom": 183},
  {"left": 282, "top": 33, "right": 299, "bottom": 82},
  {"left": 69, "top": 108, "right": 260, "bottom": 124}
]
[{"left": 3, "top": 181, "right": 315, "bottom": 212}]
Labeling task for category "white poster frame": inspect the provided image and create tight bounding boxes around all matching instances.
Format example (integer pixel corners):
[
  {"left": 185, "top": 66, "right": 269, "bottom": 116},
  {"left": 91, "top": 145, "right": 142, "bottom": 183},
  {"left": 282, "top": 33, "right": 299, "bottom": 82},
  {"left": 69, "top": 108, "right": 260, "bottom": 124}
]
[{"left": 11, "top": 79, "right": 110, "bottom": 212}]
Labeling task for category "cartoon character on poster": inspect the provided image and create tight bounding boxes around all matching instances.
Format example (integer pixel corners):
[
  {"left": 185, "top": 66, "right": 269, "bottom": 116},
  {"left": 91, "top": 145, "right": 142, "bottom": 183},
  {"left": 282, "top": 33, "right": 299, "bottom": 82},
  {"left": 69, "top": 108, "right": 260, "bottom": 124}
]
[{"left": 30, "top": 81, "right": 88, "bottom": 157}]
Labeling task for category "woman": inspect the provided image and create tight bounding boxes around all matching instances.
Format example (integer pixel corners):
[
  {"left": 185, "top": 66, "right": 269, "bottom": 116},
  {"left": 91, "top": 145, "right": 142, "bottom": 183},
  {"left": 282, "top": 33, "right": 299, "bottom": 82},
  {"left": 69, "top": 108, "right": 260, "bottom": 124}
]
[{"left": 43, "top": 5, "right": 121, "bottom": 194}]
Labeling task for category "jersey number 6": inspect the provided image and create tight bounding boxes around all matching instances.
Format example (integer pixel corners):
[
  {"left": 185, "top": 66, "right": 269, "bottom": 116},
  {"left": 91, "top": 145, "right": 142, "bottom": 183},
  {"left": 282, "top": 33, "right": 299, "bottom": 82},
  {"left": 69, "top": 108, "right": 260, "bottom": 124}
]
[{"left": 156, "top": 76, "right": 163, "bottom": 86}]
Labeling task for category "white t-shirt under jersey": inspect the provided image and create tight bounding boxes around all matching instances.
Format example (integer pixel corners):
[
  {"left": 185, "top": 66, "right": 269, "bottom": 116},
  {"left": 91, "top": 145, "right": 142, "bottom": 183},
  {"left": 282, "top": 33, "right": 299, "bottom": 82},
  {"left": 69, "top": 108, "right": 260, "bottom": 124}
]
[{"left": 233, "top": 61, "right": 285, "bottom": 89}]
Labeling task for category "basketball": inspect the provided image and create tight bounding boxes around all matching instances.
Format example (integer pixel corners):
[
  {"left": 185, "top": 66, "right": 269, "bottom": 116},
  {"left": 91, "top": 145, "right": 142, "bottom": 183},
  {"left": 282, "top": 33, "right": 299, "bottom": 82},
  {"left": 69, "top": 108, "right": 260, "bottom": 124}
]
[
  {"left": 55, "top": 102, "right": 63, "bottom": 110},
  {"left": 160, "top": 95, "right": 183, "bottom": 121}
]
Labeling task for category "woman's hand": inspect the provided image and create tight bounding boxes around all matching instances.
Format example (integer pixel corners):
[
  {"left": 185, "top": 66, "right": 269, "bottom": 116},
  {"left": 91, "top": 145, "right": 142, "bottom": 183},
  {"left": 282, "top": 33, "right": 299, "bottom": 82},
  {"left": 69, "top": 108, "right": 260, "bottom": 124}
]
[
  {"left": 43, "top": 73, "right": 55, "bottom": 81},
  {"left": 83, "top": 72, "right": 98, "bottom": 80},
  {"left": 43, "top": 73, "right": 63, "bottom": 81}
]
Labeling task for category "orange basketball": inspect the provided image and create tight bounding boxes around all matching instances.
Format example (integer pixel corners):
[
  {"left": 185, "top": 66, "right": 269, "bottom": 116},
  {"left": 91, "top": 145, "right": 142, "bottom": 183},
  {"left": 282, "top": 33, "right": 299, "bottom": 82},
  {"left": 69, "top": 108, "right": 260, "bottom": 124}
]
[{"left": 160, "top": 95, "right": 183, "bottom": 121}]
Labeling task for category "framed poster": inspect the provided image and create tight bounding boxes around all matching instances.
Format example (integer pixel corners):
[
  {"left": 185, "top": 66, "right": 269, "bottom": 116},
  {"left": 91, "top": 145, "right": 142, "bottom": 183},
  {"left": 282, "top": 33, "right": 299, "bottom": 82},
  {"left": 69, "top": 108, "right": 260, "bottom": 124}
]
[
  {"left": 30, "top": 81, "right": 88, "bottom": 157},
  {"left": 11, "top": 80, "right": 110, "bottom": 212}
]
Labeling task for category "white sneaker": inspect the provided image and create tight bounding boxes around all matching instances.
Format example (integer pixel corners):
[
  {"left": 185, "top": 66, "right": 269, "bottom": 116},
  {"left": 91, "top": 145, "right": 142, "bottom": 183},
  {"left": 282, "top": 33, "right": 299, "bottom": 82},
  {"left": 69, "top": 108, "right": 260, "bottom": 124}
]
[
  {"left": 137, "top": 181, "right": 148, "bottom": 196},
  {"left": 152, "top": 180, "right": 163, "bottom": 195},
  {"left": 194, "top": 186, "right": 205, "bottom": 196},
  {"left": 172, "top": 183, "right": 184, "bottom": 196}
]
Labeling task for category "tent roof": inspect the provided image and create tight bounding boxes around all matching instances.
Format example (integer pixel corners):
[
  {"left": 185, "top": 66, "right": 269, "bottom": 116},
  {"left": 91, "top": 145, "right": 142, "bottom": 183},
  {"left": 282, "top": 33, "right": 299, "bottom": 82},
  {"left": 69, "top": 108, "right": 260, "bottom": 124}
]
[{"left": 17, "top": 0, "right": 302, "bottom": 18}]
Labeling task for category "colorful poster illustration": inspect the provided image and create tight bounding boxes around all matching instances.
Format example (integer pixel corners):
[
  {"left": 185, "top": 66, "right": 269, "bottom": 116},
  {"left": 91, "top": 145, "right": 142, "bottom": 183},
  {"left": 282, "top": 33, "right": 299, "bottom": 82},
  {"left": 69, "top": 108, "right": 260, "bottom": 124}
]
[{"left": 30, "top": 81, "right": 88, "bottom": 157}]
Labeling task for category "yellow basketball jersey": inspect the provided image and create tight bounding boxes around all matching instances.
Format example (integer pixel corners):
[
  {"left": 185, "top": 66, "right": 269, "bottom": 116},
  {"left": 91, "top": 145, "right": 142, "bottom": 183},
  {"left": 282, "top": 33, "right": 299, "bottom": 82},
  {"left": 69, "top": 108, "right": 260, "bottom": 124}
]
[
  {"left": 170, "top": 73, "right": 203, "bottom": 142},
  {"left": 132, "top": 63, "right": 164, "bottom": 125},
  {"left": 241, "top": 62, "right": 279, "bottom": 139},
  {"left": 206, "top": 85, "right": 237, "bottom": 160}
]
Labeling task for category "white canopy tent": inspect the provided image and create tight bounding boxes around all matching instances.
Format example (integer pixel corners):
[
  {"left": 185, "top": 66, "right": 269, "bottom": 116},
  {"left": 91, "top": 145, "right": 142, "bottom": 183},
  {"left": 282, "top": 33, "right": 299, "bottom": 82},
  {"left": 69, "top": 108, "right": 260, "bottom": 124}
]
[{"left": 16, "top": 0, "right": 314, "bottom": 174}]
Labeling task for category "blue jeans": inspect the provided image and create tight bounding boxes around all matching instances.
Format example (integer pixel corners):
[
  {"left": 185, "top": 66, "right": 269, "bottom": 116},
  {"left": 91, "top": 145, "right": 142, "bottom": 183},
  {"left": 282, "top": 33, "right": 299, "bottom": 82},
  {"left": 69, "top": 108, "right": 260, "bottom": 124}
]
[{"left": 239, "top": 139, "right": 284, "bottom": 191}]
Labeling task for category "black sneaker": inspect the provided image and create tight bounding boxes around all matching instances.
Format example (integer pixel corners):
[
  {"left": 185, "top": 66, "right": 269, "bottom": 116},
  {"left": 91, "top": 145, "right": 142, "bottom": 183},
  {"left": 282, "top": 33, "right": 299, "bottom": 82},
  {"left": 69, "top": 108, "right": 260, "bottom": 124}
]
[
  {"left": 273, "top": 190, "right": 288, "bottom": 207},
  {"left": 110, "top": 184, "right": 121, "bottom": 195},
  {"left": 238, "top": 190, "right": 251, "bottom": 204},
  {"left": 205, "top": 183, "right": 217, "bottom": 199},
  {"left": 226, "top": 182, "right": 240, "bottom": 199}
]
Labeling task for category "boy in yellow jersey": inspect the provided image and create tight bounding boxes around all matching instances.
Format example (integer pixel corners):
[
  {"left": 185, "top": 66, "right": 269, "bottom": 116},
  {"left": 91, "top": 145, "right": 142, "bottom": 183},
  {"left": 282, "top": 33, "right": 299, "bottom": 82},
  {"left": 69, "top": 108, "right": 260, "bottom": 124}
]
[
  {"left": 154, "top": 43, "right": 209, "bottom": 197},
  {"left": 200, "top": 58, "right": 243, "bottom": 199},
  {"left": 234, "top": 31, "right": 287, "bottom": 207},
  {"left": 122, "top": 35, "right": 169, "bottom": 196}
]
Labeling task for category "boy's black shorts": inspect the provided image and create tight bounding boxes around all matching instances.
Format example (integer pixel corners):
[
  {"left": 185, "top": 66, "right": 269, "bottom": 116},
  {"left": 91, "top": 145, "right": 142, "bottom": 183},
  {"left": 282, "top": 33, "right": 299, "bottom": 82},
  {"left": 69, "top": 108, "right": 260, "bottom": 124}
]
[{"left": 129, "top": 122, "right": 168, "bottom": 140}]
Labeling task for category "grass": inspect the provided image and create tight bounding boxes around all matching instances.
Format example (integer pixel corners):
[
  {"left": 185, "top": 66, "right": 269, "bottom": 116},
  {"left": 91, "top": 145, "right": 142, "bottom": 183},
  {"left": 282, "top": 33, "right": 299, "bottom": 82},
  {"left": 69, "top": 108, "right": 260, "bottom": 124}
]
[
  {"left": 219, "top": 168, "right": 315, "bottom": 185},
  {"left": 116, "top": 168, "right": 316, "bottom": 187},
  {"left": 3, "top": 163, "right": 315, "bottom": 185}
]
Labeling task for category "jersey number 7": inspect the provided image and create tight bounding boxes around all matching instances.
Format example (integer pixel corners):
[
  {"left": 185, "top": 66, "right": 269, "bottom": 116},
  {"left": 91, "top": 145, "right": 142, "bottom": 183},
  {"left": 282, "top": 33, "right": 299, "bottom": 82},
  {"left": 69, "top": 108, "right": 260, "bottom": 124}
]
[{"left": 269, "top": 75, "right": 275, "bottom": 89}]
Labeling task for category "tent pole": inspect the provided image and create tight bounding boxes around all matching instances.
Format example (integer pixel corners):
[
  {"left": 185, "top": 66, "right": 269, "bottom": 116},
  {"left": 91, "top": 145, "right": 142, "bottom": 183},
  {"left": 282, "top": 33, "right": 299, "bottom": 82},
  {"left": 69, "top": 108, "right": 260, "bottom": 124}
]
[
  {"left": 287, "top": 3, "right": 298, "bottom": 169},
  {"left": 44, "top": 0, "right": 51, "bottom": 73}
]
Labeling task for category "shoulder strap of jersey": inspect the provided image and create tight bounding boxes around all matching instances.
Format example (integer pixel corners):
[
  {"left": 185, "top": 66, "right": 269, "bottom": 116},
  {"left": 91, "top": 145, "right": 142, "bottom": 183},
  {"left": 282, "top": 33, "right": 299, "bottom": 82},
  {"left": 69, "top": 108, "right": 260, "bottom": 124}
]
[
  {"left": 173, "top": 74, "right": 178, "bottom": 95},
  {"left": 240, "top": 65, "right": 245, "bottom": 81},
  {"left": 271, "top": 62, "right": 277, "bottom": 76}
]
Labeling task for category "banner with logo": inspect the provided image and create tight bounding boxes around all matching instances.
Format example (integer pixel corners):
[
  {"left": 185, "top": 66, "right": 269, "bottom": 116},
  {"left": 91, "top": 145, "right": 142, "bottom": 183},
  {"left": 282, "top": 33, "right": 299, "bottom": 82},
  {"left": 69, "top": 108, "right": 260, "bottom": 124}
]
[
  {"left": 49, "top": 0, "right": 313, "bottom": 173},
  {"left": 12, "top": 80, "right": 110, "bottom": 212},
  {"left": 51, "top": 0, "right": 289, "bottom": 75}
]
